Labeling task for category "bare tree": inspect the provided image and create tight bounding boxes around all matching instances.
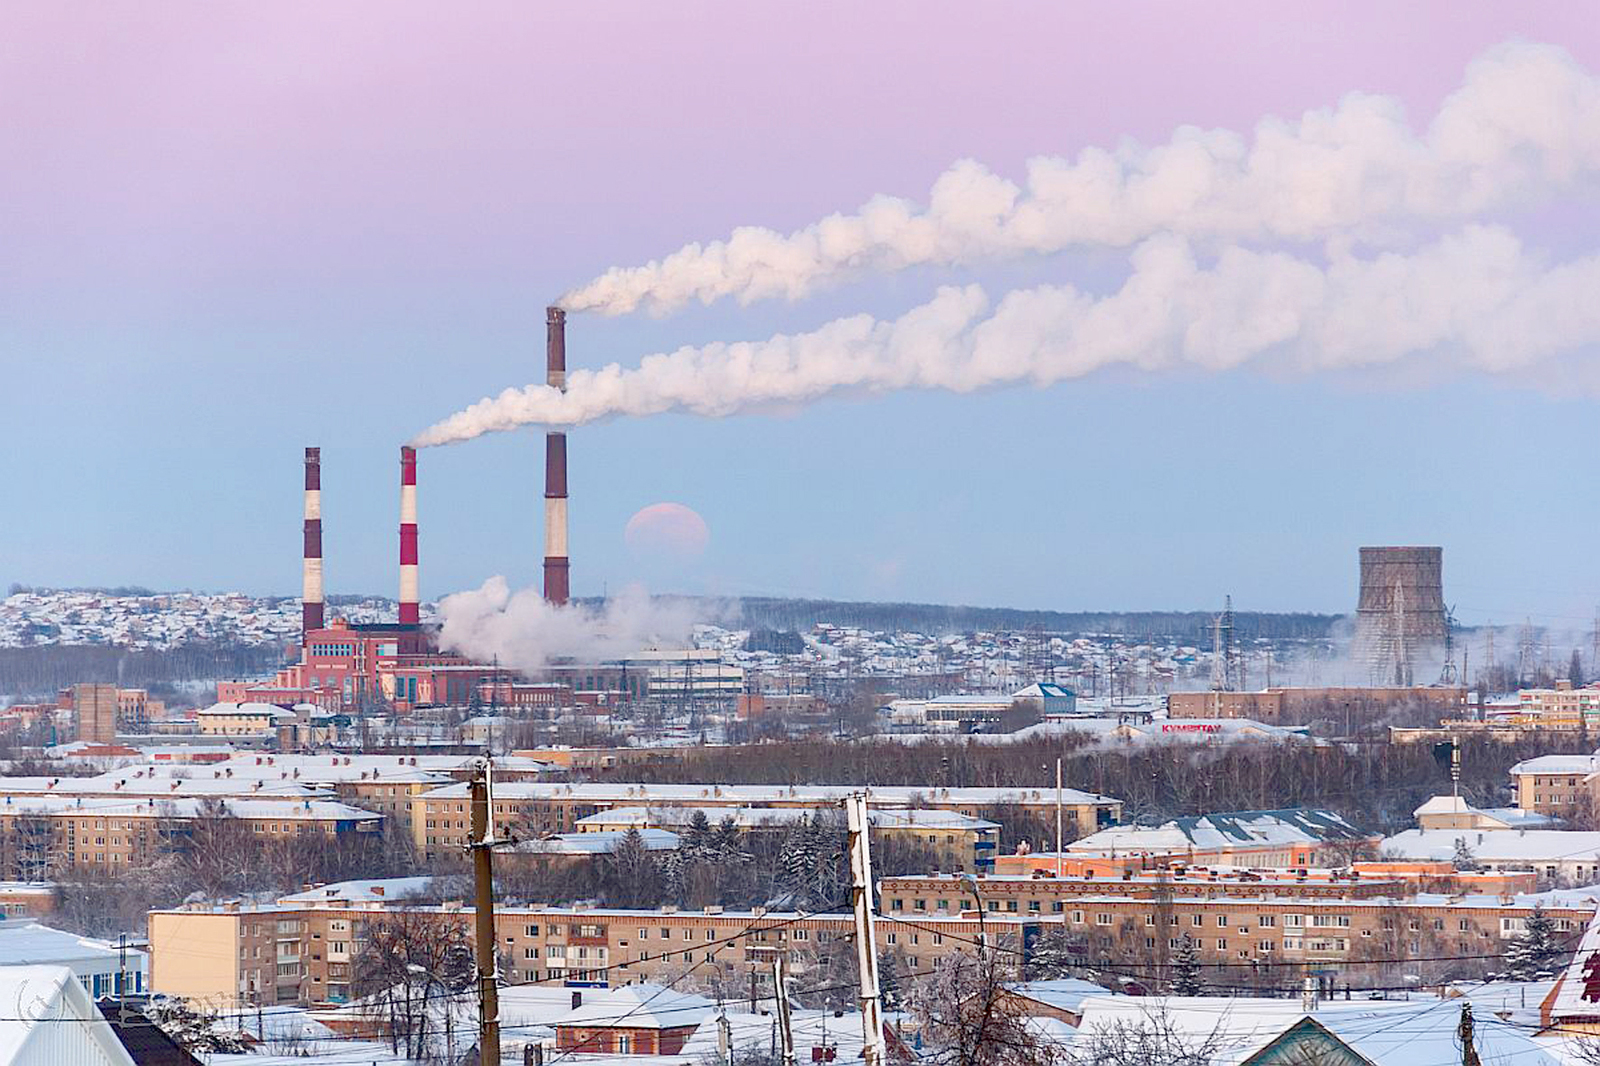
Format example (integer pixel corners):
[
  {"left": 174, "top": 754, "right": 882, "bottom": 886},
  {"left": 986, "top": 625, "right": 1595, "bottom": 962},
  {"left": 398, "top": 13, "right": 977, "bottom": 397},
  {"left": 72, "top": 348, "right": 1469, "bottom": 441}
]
[
  {"left": 352, "top": 911, "right": 475, "bottom": 1062},
  {"left": 910, "top": 944, "right": 1050, "bottom": 1066}
]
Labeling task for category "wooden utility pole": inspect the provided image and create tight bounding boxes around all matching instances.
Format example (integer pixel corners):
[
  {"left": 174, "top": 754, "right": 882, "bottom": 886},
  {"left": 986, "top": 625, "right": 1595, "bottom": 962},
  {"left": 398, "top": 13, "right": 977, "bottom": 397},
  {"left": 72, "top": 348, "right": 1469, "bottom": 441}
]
[
  {"left": 470, "top": 763, "right": 502, "bottom": 1064},
  {"left": 844, "top": 793, "right": 886, "bottom": 1066},
  {"left": 773, "top": 956, "right": 796, "bottom": 1066}
]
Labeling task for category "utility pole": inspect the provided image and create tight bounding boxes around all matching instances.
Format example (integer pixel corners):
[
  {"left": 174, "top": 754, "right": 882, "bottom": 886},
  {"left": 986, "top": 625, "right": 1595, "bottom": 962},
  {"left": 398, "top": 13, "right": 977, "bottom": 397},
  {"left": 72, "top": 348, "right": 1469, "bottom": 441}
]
[
  {"left": 1054, "top": 757, "right": 1063, "bottom": 880},
  {"left": 843, "top": 793, "right": 886, "bottom": 1066},
  {"left": 469, "top": 762, "right": 503, "bottom": 1065},
  {"left": 773, "top": 956, "right": 796, "bottom": 1066},
  {"left": 1458, "top": 1002, "right": 1483, "bottom": 1066}
]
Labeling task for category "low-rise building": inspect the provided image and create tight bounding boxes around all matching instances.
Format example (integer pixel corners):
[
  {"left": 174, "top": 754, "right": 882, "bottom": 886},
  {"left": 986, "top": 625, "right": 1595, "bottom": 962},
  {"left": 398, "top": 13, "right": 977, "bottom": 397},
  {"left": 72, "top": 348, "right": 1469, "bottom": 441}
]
[
  {"left": 1045, "top": 808, "right": 1373, "bottom": 870},
  {"left": 551, "top": 984, "right": 713, "bottom": 1055},
  {"left": 0, "top": 919, "right": 147, "bottom": 999},
  {"left": 1381, "top": 827, "right": 1600, "bottom": 885}
]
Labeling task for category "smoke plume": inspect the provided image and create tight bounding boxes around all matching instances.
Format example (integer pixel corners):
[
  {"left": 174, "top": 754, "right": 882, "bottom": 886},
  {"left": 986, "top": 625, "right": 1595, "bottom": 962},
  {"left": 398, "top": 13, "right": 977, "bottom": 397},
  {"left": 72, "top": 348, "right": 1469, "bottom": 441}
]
[
  {"left": 561, "top": 42, "right": 1600, "bottom": 316},
  {"left": 413, "top": 225, "right": 1600, "bottom": 445},
  {"left": 436, "top": 576, "right": 701, "bottom": 673}
]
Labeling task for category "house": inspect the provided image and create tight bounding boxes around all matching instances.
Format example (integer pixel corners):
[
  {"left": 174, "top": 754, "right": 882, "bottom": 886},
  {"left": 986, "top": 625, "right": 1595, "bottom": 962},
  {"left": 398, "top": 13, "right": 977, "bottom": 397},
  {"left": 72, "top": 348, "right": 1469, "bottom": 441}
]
[
  {"left": 1542, "top": 905, "right": 1600, "bottom": 1035},
  {"left": 996, "top": 978, "right": 1109, "bottom": 1026},
  {"left": 0, "top": 964, "right": 137, "bottom": 1066},
  {"left": 1412, "top": 794, "right": 1555, "bottom": 832},
  {"left": 550, "top": 984, "right": 714, "bottom": 1055}
]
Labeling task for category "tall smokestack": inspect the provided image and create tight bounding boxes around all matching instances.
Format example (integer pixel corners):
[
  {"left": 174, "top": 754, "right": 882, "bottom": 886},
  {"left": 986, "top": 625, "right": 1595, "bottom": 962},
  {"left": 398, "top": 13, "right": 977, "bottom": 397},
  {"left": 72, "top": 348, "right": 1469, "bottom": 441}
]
[
  {"left": 544, "top": 306, "right": 570, "bottom": 605},
  {"left": 399, "top": 445, "right": 420, "bottom": 624},
  {"left": 302, "top": 447, "right": 324, "bottom": 637}
]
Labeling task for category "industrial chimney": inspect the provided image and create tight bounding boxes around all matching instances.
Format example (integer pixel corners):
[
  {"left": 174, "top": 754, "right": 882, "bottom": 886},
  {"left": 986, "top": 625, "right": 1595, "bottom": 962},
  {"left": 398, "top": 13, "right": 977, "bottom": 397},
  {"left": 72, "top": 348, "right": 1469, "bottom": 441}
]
[
  {"left": 302, "top": 447, "right": 324, "bottom": 636},
  {"left": 399, "top": 445, "right": 420, "bottom": 624},
  {"left": 544, "top": 306, "right": 570, "bottom": 605},
  {"left": 1353, "top": 546, "right": 1448, "bottom": 686}
]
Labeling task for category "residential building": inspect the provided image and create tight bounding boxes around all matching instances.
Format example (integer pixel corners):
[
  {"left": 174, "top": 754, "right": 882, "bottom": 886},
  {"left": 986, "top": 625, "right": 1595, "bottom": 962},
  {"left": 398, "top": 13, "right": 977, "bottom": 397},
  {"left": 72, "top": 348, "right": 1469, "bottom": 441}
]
[
  {"left": 414, "top": 782, "right": 1120, "bottom": 861},
  {"left": 1508, "top": 753, "right": 1597, "bottom": 818},
  {"left": 574, "top": 805, "right": 1001, "bottom": 871},
  {"left": 0, "top": 966, "right": 138, "bottom": 1066},
  {"left": 0, "top": 919, "right": 147, "bottom": 999},
  {"left": 551, "top": 984, "right": 713, "bottom": 1055}
]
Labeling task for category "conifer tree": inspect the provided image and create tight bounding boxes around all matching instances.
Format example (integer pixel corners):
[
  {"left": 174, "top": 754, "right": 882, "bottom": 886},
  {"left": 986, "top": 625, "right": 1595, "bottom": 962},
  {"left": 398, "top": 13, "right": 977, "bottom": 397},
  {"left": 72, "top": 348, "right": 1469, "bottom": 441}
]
[
  {"left": 1503, "top": 905, "right": 1562, "bottom": 980},
  {"left": 1169, "top": 936, "right": 1205, "bottom": 996}
]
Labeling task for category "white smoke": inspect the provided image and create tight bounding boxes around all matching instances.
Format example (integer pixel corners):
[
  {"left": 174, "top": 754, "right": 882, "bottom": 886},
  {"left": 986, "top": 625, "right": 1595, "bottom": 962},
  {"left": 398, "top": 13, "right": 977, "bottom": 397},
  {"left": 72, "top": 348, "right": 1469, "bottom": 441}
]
[
  {"left": 561, "top": 41, "right": 1600, "bottom": 316},
  {"left": 413, "top": 225, "right": 1600, "bottom": 445},
  {"left": 436, "top": 576, "right": 702, "bottom": 672}
]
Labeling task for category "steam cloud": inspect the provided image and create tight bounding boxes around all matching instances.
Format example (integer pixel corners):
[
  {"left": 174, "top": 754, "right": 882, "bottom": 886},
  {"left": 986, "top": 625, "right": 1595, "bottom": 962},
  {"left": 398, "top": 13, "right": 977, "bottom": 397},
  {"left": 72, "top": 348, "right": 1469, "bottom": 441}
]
[
  {"left": 413, "top": 225, "right": 1600, "bottom": 446},
  {"left": 561, "top": 42, "right": 1600, "bottom": 316},
  {"left": 436, "top": 577, "right": 702, "bottom": 673}
]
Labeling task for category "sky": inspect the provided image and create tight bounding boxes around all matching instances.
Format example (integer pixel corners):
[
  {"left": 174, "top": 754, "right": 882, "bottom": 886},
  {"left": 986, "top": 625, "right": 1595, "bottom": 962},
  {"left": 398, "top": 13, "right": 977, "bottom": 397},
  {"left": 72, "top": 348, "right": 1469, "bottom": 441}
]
[{"left": 2, "top": 2, "right": 1599, "bottom": 624}]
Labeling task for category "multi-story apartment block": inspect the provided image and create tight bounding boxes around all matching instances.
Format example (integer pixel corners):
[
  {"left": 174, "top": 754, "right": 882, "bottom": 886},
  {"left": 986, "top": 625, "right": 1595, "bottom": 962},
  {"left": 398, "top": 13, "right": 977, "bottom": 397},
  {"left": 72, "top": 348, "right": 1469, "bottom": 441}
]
[
  {"left": 148, "top": 877, "right": 1591, "bottom": 1009},
  {"left": 1509, "top": 753, "right": 1596, "bottom": 819},
  {"left": 414, "top": 782, "right": 1121, "bottom": 861},
  {"left": 0, "top": 796, "right": 380, "bottom": 877}
]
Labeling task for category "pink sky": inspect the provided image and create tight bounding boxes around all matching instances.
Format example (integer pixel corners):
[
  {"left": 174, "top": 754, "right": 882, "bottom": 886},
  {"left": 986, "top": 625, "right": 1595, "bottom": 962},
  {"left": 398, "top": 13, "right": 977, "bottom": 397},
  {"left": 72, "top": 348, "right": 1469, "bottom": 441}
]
[{"left": 5, "top": 2, "right": 1597, "bottom": 308}]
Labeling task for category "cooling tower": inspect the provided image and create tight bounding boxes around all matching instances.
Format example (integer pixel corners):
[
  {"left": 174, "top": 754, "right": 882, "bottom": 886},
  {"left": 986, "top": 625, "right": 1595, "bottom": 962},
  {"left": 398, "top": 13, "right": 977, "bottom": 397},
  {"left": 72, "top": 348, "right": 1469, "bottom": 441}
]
[{"left": 1353, "top": 546, "right": 1448, "bottom": 686}]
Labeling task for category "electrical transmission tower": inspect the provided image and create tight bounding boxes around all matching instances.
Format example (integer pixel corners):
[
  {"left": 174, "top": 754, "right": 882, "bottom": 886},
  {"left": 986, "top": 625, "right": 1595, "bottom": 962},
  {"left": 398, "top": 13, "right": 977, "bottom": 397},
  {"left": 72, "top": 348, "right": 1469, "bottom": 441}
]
[{"left": 1210, "top": 596, "right": 1238, "bottom": 692}]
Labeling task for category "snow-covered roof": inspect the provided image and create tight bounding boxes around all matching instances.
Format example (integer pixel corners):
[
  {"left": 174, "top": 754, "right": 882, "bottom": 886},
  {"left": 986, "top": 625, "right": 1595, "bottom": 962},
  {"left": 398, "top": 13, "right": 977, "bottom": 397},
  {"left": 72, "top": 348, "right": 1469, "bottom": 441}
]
[
  {"left": 420, "top": 781, "right": 1116, "bottom": 807},
  {"left": 1546, "top": 907, "right": 1600, "bottom": 1022},
  {"left": 1068, "top": 808, "right": 1365, "bottom": 854},
  {"left": 0, "top": 794, "right": 380, "bottom": 821},
  {"left": 1414, "top": 795, "right": 1472, "bottom": 817},
  {"left": 0, "top": 965, "right": 135, "bottom": 1066},
  {"left": 1383, "top": 828, "right": 1600, "bottom": 864},
  {"left": 576, "top": 806, "right": 997, "bottom": 832},
  {"left": 197, "top": 701, "right": 297, "bottom": 719},
  {"left": 1003, "top": 978, "right": 1109, "bottom": 1016},
  {"left": 514, "top": 829, "right": 681, "bottom": 855},
  {"left": 1509, "top": 754, "right": 1600, "bottom": 776},
  {"left": 549, "top": 983, "right": 716, "bottom": 1030},
  {"left": 1073, "top": 995, "right": 1561, "bottom": 1066},
  {"left": 0, "top": 920, "right": 146, "bottom": 968},
  {"left": 277, "top": 877, "right": 440, "bottom": 904}
]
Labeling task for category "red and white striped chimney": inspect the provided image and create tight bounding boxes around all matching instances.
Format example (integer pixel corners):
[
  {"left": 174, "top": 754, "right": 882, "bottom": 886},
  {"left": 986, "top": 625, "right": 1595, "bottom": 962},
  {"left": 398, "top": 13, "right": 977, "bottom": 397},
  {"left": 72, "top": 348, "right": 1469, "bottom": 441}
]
[
  {"left": 399, "top": 445, "right": 420, "bottom": 624},
  {"left": 544, "top": 306, "right": 570, "bottom": 605},
  {"left": 302, "top": 447, "right": 324, "bottom": 636}
]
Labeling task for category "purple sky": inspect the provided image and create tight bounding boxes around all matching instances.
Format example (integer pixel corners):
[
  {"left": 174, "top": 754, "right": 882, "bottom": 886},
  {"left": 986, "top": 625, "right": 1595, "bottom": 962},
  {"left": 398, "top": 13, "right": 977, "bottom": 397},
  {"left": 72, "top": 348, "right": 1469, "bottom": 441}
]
[{"left": 4, "top": 3, "right": 1599, "bottom": 619}]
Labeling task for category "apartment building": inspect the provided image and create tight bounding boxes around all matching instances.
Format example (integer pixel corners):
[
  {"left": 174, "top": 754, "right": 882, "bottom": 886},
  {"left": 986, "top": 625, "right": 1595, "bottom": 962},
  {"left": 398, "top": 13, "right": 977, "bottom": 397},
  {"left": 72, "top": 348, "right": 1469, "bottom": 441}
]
[
  {"left": 413, "top": 782, "right": 1121, "bottom": 860},
  {"left": 148, "top": 875, "right": 1593, "bottom": 1009},
  {"left": 1508, "top": 753, "right": 1596, "bottom": 818},
  {"left": 575, "top": 805, "right": 1001, "bottom": 872},
  {"left": 0, "top": 796, "right": 380, "bottom": 877}
]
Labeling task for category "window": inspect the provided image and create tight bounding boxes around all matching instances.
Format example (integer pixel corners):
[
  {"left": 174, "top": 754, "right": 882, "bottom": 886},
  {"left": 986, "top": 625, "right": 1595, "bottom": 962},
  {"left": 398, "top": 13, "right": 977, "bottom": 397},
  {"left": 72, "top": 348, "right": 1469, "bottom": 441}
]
[
  {"left": 1259, "top": 941, "right": 1273, "bottom": 952},
  {"left": 525, "top": 925, "right": 540, "bottom": 937},
  {"left": 1217, "top": 939, "right": 1227, "bottom": 950},
  {"left": 1258, "top": 916, "right": 1275, "bottom": 927},
  {"left": 1071, "top": 910, "right": 1084, "bottom": 924},
  {"left": 1217, "top": 916, "right": 1228, "bottom": 927},
  {"left": 886, "top": 933, "right": 897, "bottom": 945},
  {"left": 1191, "top": 915, "right": 1203, "bottom": 927},
  {"left": 1096, "top": 913, "right": 1113, "bottom": 926}
]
